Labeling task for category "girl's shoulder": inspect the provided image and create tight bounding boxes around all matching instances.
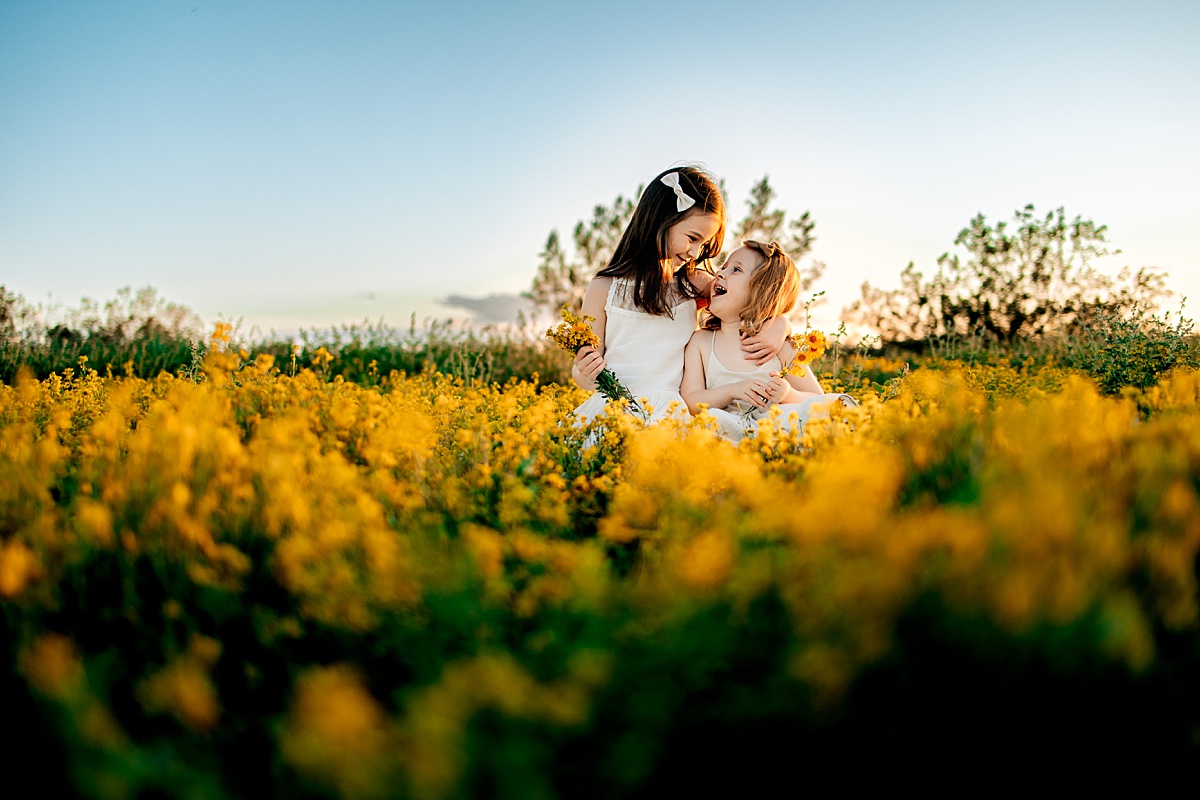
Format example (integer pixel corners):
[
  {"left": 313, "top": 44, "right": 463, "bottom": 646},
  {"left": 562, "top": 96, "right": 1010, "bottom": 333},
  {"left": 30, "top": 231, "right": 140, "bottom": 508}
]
[
  {"left": 582, "top": 276, "right": 614, "bottom": 305},
  {"left": 779, "top": 335, "right": 796, "bottom": 361},
  {"left": 685, "top": 327, "right": 714, "bottom": 350},
  {"left": 587, "top": 275, "right": 614, "bottom": 292}
]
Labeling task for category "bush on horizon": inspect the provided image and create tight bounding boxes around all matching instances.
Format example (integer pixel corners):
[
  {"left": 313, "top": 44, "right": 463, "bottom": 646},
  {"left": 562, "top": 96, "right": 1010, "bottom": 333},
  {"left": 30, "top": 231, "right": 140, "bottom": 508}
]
[{"left": 3, "top": 282, "right": 1196, "bottom": 395}]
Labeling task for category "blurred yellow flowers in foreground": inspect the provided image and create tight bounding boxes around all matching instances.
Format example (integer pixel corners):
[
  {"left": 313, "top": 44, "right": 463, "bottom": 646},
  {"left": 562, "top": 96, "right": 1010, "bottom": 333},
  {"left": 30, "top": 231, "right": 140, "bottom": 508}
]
[{"left": 3, "top": 354, "right": 1200, "bottom": 796}]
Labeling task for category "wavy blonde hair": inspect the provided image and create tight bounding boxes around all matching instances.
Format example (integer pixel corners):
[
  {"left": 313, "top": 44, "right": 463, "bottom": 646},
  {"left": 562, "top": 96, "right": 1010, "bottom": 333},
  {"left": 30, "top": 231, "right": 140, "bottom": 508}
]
[{"left": 703, "top": 240, "right": 800, "bottom": 335}]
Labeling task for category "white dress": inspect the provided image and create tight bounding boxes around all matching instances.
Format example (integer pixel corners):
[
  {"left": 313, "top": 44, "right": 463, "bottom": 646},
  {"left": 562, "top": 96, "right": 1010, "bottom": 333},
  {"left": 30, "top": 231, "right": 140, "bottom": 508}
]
[
  {"left": 700, "top": 330, "right": 857, "bottom": 442},
  {"left": 573, "top": 277, "right": 697, "bottom": 425}
]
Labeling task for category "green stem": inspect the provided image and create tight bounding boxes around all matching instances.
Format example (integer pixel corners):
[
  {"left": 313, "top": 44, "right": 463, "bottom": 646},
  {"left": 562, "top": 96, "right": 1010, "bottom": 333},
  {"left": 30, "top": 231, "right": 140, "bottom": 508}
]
[{"left": 595, "top": 368, "right": 647, "bottom": 420}]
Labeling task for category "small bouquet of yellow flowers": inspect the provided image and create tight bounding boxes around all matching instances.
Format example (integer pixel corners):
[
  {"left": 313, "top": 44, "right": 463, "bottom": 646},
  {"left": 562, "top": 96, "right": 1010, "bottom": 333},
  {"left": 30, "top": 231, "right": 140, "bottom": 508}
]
[
  {"left": 779, "top": 329, "right": 828, "bottom": 376},
  {"left": 546, "top": 306, "right": 645, "bottom": 418}
]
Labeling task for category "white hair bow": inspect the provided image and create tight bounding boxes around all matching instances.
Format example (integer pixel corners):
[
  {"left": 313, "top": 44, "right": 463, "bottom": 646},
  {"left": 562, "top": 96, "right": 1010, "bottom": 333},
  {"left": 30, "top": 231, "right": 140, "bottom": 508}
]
[{"left": 660, "top": 172, "right": 696, "bottom": 212}]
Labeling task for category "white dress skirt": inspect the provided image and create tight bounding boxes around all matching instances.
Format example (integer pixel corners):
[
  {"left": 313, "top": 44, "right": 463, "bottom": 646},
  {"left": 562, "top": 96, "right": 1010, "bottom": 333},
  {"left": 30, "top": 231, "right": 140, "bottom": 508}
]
[
  {"left": 573, "top": 278, "right": 698, "bottom": 425},
  {"left": 701, "top": 333, "right": 858, "bottom": 443}
]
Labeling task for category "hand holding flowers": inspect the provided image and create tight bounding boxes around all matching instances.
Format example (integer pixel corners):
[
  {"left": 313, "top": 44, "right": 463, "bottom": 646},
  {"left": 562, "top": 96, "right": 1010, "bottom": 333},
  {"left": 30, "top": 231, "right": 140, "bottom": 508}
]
[{"left": 547, "top": 306, "right": 646, "bottom": 419}]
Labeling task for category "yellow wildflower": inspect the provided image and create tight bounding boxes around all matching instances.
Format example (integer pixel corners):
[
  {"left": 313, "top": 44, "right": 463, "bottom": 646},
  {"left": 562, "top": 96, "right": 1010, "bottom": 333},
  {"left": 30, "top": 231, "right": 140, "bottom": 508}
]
[
  {"left": 676, "top": 530, "right": 736, "bottom": 593},
  {"left": 0, "top": 540, "right": 40, "bottom": 598},
  {"left": 779, "top": 330, "right": 829, "bottom": 376},
  {"left": 280, "top": 665, "right": 393, "bottom": 799},
  {"left": 19, "top": 634, "right": 85, "bottom": 701},
  {"left": 139, "top": 658, "right": 221, "bottom": 733}
]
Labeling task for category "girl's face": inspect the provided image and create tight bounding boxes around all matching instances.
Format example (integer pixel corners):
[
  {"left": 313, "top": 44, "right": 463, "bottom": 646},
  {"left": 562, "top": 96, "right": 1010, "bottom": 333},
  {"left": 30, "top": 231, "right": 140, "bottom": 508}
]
[
  {"left": 663, "top": 212, "right": 721, "bottom": 271},
  {"left": 709, "top": 247, "right": 763, "bottom": 321}
]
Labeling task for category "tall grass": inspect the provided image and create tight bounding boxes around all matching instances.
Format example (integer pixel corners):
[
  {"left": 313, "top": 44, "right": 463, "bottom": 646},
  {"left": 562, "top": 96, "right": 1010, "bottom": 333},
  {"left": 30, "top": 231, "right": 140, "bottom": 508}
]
[
  {"left": 2, "top": 285, "right": 1195, "bottom": 394},
  {"left": 255, "top": 316, "right": 572, "bottom": 386},
  {"left": 1, "top": 315, "right": 572, "bottom": 387}
]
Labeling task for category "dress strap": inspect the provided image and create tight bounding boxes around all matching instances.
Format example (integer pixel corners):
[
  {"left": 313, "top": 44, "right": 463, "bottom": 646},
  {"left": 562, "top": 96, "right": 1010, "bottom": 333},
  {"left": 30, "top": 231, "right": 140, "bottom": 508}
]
[{"left": 605, "top": 277, "right": 621, "bottom": 306}]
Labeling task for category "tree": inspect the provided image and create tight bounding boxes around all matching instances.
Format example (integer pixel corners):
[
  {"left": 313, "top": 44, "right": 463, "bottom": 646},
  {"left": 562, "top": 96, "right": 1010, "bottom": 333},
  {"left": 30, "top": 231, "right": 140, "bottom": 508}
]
[
  {"left": 733, "top": 175, "right": 815, "bottom": 259},
  {"left": 0, "top": 286, "right": 18, "bottom": 343},
  {"left": 730, "top": 175, "right": 823, "bottom": 301},
  {"left": 525, "top": 192, "right": 636, "bottom": 315},
  {"left": 846, "top": 204, "right": 1170, "bottom": 345}
]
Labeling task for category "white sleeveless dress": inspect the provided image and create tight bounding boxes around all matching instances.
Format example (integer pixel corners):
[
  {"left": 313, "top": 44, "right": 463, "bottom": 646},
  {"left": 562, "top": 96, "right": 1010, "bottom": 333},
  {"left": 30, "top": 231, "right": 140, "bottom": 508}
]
[
  {"left": 700, "top": 330, "right": 858, "bottom": 442},
  {"left": 573, "top": 278, "right": 697, "bottom": 425}
]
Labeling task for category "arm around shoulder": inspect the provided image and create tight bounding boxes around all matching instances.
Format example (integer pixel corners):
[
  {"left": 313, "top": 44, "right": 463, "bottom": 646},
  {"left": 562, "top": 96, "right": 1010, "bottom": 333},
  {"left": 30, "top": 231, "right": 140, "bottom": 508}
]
[{"left": 741, "top": 315, "right": 792, "bottom": 365}]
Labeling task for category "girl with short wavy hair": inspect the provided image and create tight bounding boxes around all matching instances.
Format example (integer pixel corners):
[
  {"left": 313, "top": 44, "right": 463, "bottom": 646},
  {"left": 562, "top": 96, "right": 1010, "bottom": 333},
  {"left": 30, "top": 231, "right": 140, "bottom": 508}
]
[{"left": 681, "top": 240, "right": 857, "bottom": 442}]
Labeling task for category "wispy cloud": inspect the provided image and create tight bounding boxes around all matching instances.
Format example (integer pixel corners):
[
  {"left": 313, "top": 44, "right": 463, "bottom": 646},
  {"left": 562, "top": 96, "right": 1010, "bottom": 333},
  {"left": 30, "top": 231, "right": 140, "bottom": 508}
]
[{"left": 441, "top": 293, "right": 534, "bottom": 325}]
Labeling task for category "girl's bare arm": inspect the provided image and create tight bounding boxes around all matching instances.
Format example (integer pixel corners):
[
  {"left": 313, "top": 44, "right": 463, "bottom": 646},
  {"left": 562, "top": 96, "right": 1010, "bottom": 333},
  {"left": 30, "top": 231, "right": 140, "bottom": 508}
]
[
  {"left": 766, "top": 343, "right": 824, "bottom": 403},
  {"left": 682, "top": 332, "right": 772, "bottom": 412},
  {"left": 777, "top": 352, "right": 825, "bottom": 398},
  {"left": 789, "top": 363, "right": 824, "bottom": 395},
  {"left": 680, "top": 334, "right": 714, "bottom": 414}
]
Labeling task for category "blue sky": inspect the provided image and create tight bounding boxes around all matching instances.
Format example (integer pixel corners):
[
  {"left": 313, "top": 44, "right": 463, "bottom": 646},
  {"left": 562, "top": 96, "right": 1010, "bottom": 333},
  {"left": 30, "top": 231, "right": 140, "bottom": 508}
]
[{"left": 2, "top": 0, "right": 1197, "bottom": 336}]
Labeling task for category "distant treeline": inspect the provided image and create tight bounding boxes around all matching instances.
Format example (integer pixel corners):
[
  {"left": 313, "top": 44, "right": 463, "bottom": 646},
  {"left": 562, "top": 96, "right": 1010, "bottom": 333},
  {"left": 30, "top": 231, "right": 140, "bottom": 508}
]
[{"left": 3, "top": 259, "right": 1198, "bottom": 396}]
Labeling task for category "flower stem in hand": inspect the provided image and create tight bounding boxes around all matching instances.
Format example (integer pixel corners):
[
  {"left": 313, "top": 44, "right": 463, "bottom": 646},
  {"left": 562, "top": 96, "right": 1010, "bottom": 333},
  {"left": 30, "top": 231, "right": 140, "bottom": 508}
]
[
  {"left": 546, "top": 305, "right": 646, "bottom": 420},
  {"left": 594, "top": 367, "right": 644, "bottom": 418}
]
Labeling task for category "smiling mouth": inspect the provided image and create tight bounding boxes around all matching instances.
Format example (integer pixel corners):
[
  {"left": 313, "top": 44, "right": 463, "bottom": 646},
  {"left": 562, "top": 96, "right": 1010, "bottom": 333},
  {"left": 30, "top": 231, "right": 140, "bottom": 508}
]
[{"left": 713, "top": 284, "right": 727, "bottom": 296}]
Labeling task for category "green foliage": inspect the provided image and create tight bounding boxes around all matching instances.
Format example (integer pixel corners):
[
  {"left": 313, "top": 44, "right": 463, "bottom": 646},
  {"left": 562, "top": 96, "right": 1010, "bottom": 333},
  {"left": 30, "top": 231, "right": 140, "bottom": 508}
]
[
  {"left": 1, "top": 333, "right": 199, "bottom": 383},
  {"left": 525, "top": 192, "right": 637, "bottom": 315},
  {"left": 63, "top": 285, "right": 204, "bottom": 344},
  {"left": 1058, "top": 301, "right": 1199, "bottom": 394},
  {"left": 0, "top": 285, "right": 19, "bottom": 341},
  {"left": 0, "top": 286, "right": 572, "bottom": 387},
  {"left": 849, "top": 205, "right": 1171, "bottom": 345},
  {"left": 871, "top": 300, "right": 1199, "bottom": 397},
  {"left": 259, "top": 316, "right": 573, "bottom": 387},
  {"left": 732, "top": 175, "right": 816, "bottom": 258},
  {"left": 0, "top": 285, "right": 203, "bottom": 382}
]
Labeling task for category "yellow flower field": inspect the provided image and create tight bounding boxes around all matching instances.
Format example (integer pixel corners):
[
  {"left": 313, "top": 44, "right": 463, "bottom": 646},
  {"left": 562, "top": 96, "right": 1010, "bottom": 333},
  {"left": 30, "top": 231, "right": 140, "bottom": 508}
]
[{"left": 2, "top": 351, "right": 1200, "bottom": 796}]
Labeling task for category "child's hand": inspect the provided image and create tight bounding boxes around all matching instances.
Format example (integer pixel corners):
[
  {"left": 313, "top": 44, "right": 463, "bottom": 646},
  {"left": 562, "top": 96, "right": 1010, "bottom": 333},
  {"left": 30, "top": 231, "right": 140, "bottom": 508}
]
[
  {"left": 574, "top": 346, "right": 606, "bottom": 390},
  {"left": 765, "top": 373, "right": 790, "bottom": 404},
  {"left": 739, "top": 331, "right": 773, "bottom": 365},
  {"left": 731, "top": 378, "right": 773, "bottom": 409},
  {"left": 740, "top": 319, "right": 788, "bottom": 366}
]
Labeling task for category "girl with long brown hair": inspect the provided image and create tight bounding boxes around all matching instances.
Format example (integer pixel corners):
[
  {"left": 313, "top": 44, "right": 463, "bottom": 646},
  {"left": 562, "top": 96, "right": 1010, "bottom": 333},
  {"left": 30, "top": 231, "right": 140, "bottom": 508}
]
[{"left": 572, "top": 165, "right": 787, "bottom": 423}]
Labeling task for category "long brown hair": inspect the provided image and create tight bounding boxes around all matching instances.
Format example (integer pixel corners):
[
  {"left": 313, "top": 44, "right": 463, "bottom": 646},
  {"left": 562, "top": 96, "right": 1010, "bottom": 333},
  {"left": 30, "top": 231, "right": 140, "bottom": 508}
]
[
  {"left": 702, "top": 240, "right": 800, "bottom": 335},
  {"left": 597, "top": 165, "right": 726, "bottom": 316}
]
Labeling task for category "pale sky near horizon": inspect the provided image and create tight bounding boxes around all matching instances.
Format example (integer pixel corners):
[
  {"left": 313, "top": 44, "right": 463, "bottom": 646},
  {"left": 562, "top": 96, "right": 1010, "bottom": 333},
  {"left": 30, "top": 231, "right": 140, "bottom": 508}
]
[{"left": 2, "top": 0, "right": 1197, "bottom": 337}]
